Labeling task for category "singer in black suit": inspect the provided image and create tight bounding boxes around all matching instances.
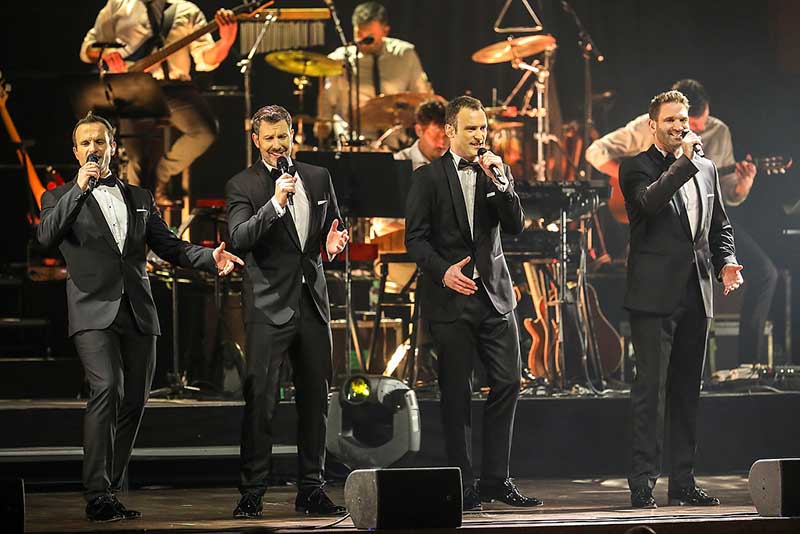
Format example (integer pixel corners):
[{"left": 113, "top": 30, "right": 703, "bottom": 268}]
[
  {"left": 405, "top": 96, "right": 540, "bottom": 512},
  {"left": 36, "top": 113, "right": 242, "bottom": 523},
  {"left": 620, "top": 91, "right": 742, "bottom": 509},
  {"left": 226, "top": 105, "right": 349, "bottom": 519}
]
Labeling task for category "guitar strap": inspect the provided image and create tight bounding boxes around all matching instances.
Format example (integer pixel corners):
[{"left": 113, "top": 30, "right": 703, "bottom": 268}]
[{"left": 131, "top": 0, "right": 177, "bottom": 78}]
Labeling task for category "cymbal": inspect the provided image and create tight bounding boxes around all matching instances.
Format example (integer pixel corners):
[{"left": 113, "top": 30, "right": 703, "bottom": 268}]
[
  {"left": 471, "top": 34, "right": 556, "bottom": 64},
  {"left": 264, "top": 50, "right": 343, "bottom": 77},
  {"left": 359, "top": 92, "right": 441, "bottom": 130}
]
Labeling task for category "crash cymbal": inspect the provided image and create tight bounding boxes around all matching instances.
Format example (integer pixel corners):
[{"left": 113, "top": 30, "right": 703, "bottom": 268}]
[
  {"left": 359, "top": 92, "right": 442, "bottom": 130},
  {"left": 264, "top": 50, "right": 343, "bottom": 77},
  {"left": 471, "top": 34, "right": 556, "bottom": 64}
]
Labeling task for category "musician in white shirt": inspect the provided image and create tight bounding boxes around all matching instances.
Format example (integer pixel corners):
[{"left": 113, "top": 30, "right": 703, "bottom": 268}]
[{"left": 79, "top": 0, "right": 238, "bottom": 205}]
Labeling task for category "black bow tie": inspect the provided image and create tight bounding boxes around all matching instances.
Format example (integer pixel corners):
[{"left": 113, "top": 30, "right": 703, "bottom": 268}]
[
  {"left": 96, "top": 176, "right": 118, "bottom": 188},
  {"left": 270, "top": 166, "right": 296, "bottom": 181},
  {"left": 457, "top": 159, "right": 481, "bottom": 173}
]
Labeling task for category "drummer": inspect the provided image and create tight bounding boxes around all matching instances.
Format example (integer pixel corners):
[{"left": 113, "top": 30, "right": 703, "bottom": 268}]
[{"left": 315, "top": 1, "right": 433, "bottom": 146}]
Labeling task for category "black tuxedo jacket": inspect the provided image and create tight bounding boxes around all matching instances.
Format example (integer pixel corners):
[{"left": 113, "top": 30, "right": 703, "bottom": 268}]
[
  {"left": 405, "top": 152, "right": 525, "bottom": 321},
  {"left": 225, "top": 160, "right": 342, "bottom": 326},
  {"left": 37, "top": 180, "right": 215, "bottom": 337},
  {"left": 620, "top": 145, "right": 737, "bottom": 317}
]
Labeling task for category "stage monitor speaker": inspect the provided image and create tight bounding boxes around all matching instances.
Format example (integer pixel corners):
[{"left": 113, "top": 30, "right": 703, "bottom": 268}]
[
  {"left": 0, "top": 478, "right": 25, "bottom": 534},
  {"left": 344, "top": 467, "right": 462, "bottom": 529},
  {"left": 749, "top": 458, "right": 800, "bottom": 517}
]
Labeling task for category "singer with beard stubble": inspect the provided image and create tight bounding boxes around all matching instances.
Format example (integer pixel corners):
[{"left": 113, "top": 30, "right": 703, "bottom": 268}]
[
  {"left": 405, "top": 95, "right": 541, "bottom": 512},
  {"left": 225, "top": 105, "right": 349, "bottom": 519},
  {"left": 620, "top": 90, "right": 742, "bottom": 509},
  {"left": 36, "top": 113, "right": 243, "bottom": 523}
]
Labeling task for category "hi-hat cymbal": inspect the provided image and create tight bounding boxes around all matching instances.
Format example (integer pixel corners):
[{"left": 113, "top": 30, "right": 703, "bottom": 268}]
[
  {"left": 264, "top": 50, "right": 343, "bottom": 77},
  {"left": 360, "top": 92, "right": 443, "bottom": 130},
  {"left": 472, "top": 34, "right": 556, "bottom": 64}
]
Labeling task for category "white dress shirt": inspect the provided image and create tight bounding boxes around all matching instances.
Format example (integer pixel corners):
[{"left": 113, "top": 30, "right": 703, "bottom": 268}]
[
  {"left": 654, "top": 145, "right": 700, "bottom": 239},
  {"left": 92, "top": 176, "right": 128, "bottom": 253},
  {"left": 393, "top": 140, "right": 430, "bottom": 171},
  {"left": 79, "top": 0, "right": 220, "bottom": 81},
  {"left": 264, "top": 157, "right": 310, "bottom": 251},
  {"left": 450, "top": 151, "right": 481, "bottom": 279}
]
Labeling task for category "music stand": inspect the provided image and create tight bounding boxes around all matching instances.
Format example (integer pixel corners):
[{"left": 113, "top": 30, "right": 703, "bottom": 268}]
[{"left": 296, "top": 150, "right": 413, "bottom": 378}]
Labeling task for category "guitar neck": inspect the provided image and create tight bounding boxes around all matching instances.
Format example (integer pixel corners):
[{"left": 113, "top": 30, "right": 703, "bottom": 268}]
[{"left": 128, "top": 20, "right": 219, "bottom": 73}]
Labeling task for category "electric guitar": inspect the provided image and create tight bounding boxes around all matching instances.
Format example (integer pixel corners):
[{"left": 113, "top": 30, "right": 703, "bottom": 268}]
[
  {"left": 0, "top": 71, "right": 46, "bottom": 213},
  {"left": 125, "top": 0, "right": 274, "bottom": 74}
]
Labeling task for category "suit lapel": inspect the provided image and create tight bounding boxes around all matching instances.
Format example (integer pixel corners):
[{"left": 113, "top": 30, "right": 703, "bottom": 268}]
[
  {"left": 693, "top": 172, "right": 707, "bottom": 241},
  {"left": 297, "top": 164, "right": 317, "bottom": 253},
  {"left": 120, "top": 181, "right": 136, "bottom": 256},
  {"left": 83, "top": 184, "right": 122, "bottom": 255},
  {"left": 442, "top": 153, "right": 473, "bottom": 245}
]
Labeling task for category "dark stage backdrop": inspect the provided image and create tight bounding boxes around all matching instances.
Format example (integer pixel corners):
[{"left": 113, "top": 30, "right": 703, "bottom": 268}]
[{"left": 0, "top": 1, "right": 798, "bottom": 261}]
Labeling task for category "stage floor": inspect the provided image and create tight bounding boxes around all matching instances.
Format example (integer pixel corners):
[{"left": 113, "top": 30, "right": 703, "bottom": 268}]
[{"left": 24, "top": 475, "right": 800, "bottom": 533}]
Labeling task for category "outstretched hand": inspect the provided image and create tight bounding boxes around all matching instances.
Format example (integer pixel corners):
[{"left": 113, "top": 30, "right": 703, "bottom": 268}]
[
  {"left": 721, "top": 263, "right": 744, "bottom": 295},
  {"left": 443, "top": 256, "right": 478, "bottom": 295},
  {"left": 326, "top": 219, "right": 349, "bottom": 258},
  {"left": 212, "top": 242, "right": 244, "bottom": 276}
]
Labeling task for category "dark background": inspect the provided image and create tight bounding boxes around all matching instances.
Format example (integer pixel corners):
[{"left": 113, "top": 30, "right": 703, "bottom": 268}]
[{"left": 1, "top": 0, "right": 798, "bottom": 346}]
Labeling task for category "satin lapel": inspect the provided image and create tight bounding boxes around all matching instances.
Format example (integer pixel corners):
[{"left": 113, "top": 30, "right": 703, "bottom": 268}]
[
  {"left": 442, "top": 154, "right": 473, "bottom": 245},
  {"left": 120, "top": 182, "right": 136, "bottom": 256},
  {"left": 297, "top": 165, "right": 316, "bottom": 253},
  {"left": 84, "top": 188, "right": 122, "bottom": 255},
  {"left": 473, "top": 171, "right": 489, "bottom": 241},
  {"left": 672, "top": 187, "right": 693, "bottom": 241},
  {"left": 693, "top": 172, "right": 706, "bottom": 242}
]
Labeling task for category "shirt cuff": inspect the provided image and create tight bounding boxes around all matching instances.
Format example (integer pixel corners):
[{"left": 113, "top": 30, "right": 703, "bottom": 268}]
[{"left": 270, "top": 196, "right": 286, "bottom": 216}]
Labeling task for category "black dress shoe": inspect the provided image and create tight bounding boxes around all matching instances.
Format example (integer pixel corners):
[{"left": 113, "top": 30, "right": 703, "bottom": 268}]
[
  {"left": 462, "top": 485, "right": 482, "bottom": 512},
  {"left": 295, "top": 486, "right": 346, "bottom": 516},
  {"left": 479, "top": 479, "right": 543, "bottom": 507},
  {"left": 668, "top": 486, "right": 720, "bottom": 506},
  {"left": 85, "top": 494, "right": 124, "bottom": 522},
  {"left": 233, "top": 493, "right": 263, "bottom": 519},
  {"left": 110, "top": 495, "right": 142, "bottom": 520},
  {"left": 630, "top": 487, "right": 657, "bottom": 509}
]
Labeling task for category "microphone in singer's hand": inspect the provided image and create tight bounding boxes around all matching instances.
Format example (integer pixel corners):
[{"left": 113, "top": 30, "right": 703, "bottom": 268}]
[
  {"left": 680, "top": 129, "right": 705, "bottom": 158},
  {"left": 477, "top": 147, "right": 508, "bottom": 187},
  {"left": 277, "top": 155, "right": 293, "bottom": 205},
  {"left": 87, "top": 153, "right": 100, "bottom": 189}
]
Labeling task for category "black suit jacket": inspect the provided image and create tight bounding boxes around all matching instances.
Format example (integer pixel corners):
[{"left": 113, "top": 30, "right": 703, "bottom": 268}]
[
  {"left": 620, "top": 145, "right": 737, "bottom": 317},
  {"left": 37, "top": 180, "right": 216, "bottom": 337},
  {"left": 225, "top": 160, "right": 342, "bottom": 325},
  {"left": 405, "top": 152, "right": 525, "bottom": 322}
]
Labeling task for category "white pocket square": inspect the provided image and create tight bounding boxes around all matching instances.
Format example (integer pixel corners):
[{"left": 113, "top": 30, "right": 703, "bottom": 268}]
[
  {"left": 136, "top": 208, "right": 148, "bottom": 213},
  {"left": 486, "top": 192, "right": 496, "bottom": 198},
  {"left": 317, "top": 199, "right": 328, "bottom": 205}
]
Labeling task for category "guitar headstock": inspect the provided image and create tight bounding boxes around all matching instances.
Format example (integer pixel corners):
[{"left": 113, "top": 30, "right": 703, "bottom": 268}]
[
  {"left": 0, "top": 70, "right": 11, "bottom": 106},
  {"left": 758, "top": 155, "right": 793, "bottom": 175}
]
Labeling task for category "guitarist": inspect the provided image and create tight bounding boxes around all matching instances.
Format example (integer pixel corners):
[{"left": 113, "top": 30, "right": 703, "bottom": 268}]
[
  {"left": 586, "top": 79, "right": 777, "bottom": 366},
  {"left": 79, "top": 0, "right": 238, "bottom": 206}
]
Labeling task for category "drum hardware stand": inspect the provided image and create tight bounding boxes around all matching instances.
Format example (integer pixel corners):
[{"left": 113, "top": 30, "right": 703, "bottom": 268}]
[
  {"left": 150, "top": 207, "right": 232, "bottom": 399},
  {"left": 561, "top": 0, "right": 604, "bottom": 179},
  {"left": 238, "top": 10, "right": 277, "bottom": 164},
  {"left": 510, "top": 52, "right": 552, "bottom": 182}
]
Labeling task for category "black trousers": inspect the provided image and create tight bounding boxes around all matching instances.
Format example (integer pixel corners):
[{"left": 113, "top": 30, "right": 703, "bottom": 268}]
[
  {"left": 429, "top": 283, "right": 521, "bottom": 489},
  {"left": 239, "top": 285, "right": 333, "bottom": 496},
  {"left": 628, "top": 269, "right": 708, "bottom": 493},
  {"left": 732, "top": 222, "right": 778, "bottom": 362},
  {"left": 72, "top": 295, "right": 157, "bottom": 502}
]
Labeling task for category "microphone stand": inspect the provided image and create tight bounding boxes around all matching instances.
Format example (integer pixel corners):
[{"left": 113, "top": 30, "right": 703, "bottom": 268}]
[
  {"left": 325, "top": 0, "right": 362, "bottom": 145},
  {"left": 238, "top": 11, "right": 277, "bottom": 164}
]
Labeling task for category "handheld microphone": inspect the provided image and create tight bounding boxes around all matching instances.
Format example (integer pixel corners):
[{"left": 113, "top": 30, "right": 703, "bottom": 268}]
[
  {"left": 87, "top": 153, "right": 100, "bottom": 190},
  {"left": 477, "top": 147, "right": 508, "bottom": 187},
  {"left": 680, "top": 129, "right": 705, "bottom": 158},
  {"left": 277, "top": 155, "right": 293, "bottom": 205}
]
